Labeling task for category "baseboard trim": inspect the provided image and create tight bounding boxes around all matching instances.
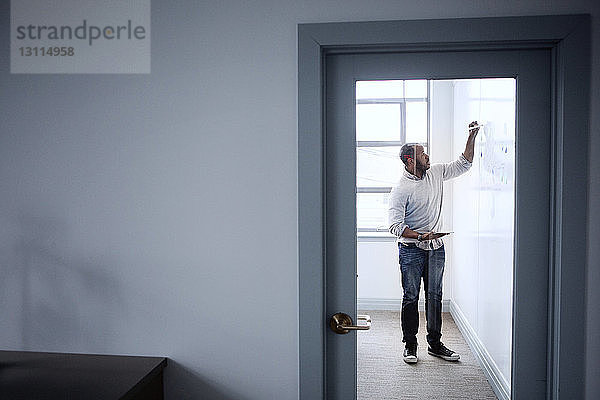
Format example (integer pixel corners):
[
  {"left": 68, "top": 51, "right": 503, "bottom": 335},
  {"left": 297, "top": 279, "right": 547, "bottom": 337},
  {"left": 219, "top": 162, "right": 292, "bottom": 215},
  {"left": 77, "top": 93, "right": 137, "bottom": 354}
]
[
  {"left": 448, "top": 299, "right": 510, "bottom": 400},
  {"left": 357, "top": 298, "right": 450, "bottom": 312}
]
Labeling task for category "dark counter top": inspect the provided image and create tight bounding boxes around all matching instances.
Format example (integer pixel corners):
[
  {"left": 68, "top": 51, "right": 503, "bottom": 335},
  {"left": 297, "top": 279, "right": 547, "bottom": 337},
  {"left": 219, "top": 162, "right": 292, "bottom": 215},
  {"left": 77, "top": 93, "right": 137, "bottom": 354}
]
[{"left": 0, "top": 350, "right": 167, "bottom": 400}]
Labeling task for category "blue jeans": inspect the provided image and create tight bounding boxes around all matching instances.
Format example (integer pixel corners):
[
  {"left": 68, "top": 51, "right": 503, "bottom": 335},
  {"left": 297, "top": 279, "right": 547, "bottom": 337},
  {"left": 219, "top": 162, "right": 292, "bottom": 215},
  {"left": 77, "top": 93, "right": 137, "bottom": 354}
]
[{"left": 398, "top": 243, "right": 445, "bottom": 347}]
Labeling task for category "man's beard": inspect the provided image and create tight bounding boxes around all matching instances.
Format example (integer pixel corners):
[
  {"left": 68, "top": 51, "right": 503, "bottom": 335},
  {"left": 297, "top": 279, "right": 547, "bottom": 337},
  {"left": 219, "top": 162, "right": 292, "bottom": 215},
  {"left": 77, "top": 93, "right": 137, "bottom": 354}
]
[{"left": 416, "top": 160, "right": 430, "bottom": 172}]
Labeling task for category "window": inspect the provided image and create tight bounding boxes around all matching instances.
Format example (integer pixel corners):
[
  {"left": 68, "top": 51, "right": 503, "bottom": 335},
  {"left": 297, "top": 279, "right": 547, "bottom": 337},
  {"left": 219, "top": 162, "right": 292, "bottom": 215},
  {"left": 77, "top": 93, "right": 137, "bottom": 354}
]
[{"left": 356, "top": 80, "right": 429, "bottom": 238}]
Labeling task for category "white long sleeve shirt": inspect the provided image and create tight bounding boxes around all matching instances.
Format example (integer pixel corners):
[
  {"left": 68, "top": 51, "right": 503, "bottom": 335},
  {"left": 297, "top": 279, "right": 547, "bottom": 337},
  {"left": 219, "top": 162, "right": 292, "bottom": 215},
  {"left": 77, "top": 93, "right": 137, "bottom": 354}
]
[{"left": 388, "top": 154, "right": 472, "bottom": 250}]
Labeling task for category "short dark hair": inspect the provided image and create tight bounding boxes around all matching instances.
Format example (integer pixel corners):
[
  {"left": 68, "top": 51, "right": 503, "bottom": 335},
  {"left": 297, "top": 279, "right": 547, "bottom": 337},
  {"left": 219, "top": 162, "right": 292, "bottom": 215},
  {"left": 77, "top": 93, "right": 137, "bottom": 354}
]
[{"left": 399, "top": 143, "right": 420, "bottom": 165}]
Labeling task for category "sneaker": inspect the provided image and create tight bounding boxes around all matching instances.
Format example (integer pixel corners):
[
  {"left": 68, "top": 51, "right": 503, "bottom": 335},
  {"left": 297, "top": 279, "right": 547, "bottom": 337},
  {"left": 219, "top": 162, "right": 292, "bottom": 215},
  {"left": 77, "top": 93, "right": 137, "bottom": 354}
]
[
  {"left": 428, "top": 342, "right": 460, "bottom": 361},
  {"left": 403, "top": 343, "right": 418, "bottom": 364}
]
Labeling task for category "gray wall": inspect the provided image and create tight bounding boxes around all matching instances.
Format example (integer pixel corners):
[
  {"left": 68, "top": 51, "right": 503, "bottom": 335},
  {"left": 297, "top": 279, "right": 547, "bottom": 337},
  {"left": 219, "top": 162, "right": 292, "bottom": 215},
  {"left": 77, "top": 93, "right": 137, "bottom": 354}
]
[{"left": 0, "top": 1, "right": 598, "bottom": 399}]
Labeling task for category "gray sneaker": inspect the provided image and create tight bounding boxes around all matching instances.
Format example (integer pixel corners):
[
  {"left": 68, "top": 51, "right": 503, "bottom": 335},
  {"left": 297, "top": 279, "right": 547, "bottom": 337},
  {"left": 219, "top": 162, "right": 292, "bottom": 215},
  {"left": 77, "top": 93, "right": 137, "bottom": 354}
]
[
  {"left": 403, "top": 343, "right": 418, "bottom": 364},
  {"left": 428, "top": 342, "right": 460, "bottom": 361}
]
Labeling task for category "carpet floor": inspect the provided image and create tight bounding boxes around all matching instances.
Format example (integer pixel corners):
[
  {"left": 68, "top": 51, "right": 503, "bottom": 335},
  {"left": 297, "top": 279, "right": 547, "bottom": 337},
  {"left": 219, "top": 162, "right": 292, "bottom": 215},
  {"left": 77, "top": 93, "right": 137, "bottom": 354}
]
[{"left": 357, "top": 310, "right": 499, "bottom": 400}]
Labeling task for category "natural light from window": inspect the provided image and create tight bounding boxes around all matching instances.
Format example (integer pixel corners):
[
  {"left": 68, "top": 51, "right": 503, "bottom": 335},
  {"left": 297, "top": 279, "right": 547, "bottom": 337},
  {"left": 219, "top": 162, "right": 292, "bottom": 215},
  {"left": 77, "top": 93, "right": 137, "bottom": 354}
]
[{"left": 356, "top": 79, "right": 429, "bottom": 238}]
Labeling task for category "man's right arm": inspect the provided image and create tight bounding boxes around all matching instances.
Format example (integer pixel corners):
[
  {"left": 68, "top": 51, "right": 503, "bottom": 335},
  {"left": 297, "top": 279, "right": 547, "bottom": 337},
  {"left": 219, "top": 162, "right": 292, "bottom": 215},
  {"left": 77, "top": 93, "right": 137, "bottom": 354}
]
[
  {"left": 393, "top": 224, "right": 446, "bottom": 241},
  {"left": 400, "top": 226, "right": 421, "bottom": 240},
  {"left": 389, "top": 187, "right": 421, "bottom": 239},
  {"left": 388, "top": 187, "right": 408, "bottom": 237}
]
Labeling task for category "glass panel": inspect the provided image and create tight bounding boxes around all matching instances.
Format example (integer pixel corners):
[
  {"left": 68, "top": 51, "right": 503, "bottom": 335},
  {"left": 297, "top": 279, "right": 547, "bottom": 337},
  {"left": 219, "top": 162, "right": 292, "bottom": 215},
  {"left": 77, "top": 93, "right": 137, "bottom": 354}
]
[
  {"left": 356, "top": 146, "right": 401, "bottom": 187},
  {"left": 356, "top": 104, "right": 401, "bottom": 141},
  {"left": 404, "top": 79, "right": 427, "bottom": 98},
  {"left": 356, "top": 80, "right": 404, "bottom": 99},
  {"left": 480, "top": 78, "right": 516, "bottom": 100},
  {"left": 356, "top": 192, "right": 390, "bottom": 230},
  {"left": 405, "top": 101, "right": 427, "bottom": 143}
]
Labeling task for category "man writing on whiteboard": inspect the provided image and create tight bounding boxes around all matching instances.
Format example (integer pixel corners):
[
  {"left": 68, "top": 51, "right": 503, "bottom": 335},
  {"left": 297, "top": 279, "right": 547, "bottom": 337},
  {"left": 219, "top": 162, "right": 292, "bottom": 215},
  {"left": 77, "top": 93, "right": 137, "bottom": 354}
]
[{"left": 388, "top": 121, "right": 480, "bottom": 364}]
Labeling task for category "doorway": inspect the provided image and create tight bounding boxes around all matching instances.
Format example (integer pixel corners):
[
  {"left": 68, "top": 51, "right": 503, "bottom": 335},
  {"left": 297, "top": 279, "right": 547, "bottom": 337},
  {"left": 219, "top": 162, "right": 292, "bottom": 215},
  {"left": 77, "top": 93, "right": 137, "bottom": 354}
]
[
  {"left": 325, "top": 48, "right": 549, "bottom": 400},
  {"left": 298, "top": 16, "right": 589, "bottom": 400},
  {"left": 356, "top": 78, "right": 516, "bottom": 399}
]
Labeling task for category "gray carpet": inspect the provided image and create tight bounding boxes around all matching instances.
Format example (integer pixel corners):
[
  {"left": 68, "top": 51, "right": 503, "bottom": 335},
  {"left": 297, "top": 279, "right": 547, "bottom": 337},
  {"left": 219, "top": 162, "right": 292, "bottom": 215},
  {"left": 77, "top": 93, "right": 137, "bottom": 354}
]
[{"left": 357, "top": 311, "right": 498, "bottom": 400}]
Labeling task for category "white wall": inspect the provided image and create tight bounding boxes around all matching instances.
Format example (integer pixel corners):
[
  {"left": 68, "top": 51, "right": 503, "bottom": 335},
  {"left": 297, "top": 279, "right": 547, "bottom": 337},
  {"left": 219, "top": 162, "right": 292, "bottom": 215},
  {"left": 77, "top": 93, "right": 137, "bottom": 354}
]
[
  {"left": 451, "top": 79, "right": 516, "bottom": 387},
  {"left": 430, "top": 80, "right": 457, "bottom": 304},
  {"left": 357, "top": 240, "right": 401, "bottom": 303},
  {"left": 0, "top": 1, "right": 598, "bottom": 399}
]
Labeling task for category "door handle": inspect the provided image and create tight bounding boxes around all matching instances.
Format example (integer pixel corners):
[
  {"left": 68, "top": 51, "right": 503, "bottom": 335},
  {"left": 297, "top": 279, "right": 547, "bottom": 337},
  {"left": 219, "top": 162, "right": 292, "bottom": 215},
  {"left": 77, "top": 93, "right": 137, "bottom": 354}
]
[{"left": 329, "top": 312, "right": 371, "bottom": 334}]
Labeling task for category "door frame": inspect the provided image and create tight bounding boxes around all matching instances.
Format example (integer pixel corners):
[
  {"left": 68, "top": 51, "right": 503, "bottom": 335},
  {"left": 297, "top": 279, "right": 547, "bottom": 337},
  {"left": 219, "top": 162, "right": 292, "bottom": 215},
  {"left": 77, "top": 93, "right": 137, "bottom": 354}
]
[{"left": 298, "top": 15, "right": 590, "bottom": 400}]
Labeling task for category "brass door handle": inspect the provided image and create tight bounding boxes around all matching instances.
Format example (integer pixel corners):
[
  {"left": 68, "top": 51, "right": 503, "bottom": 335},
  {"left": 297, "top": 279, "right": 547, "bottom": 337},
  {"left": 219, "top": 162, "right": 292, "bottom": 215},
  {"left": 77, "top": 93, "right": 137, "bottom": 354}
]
[{"left": 329, "top": 312, "right": 371, "bottom": 334}]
